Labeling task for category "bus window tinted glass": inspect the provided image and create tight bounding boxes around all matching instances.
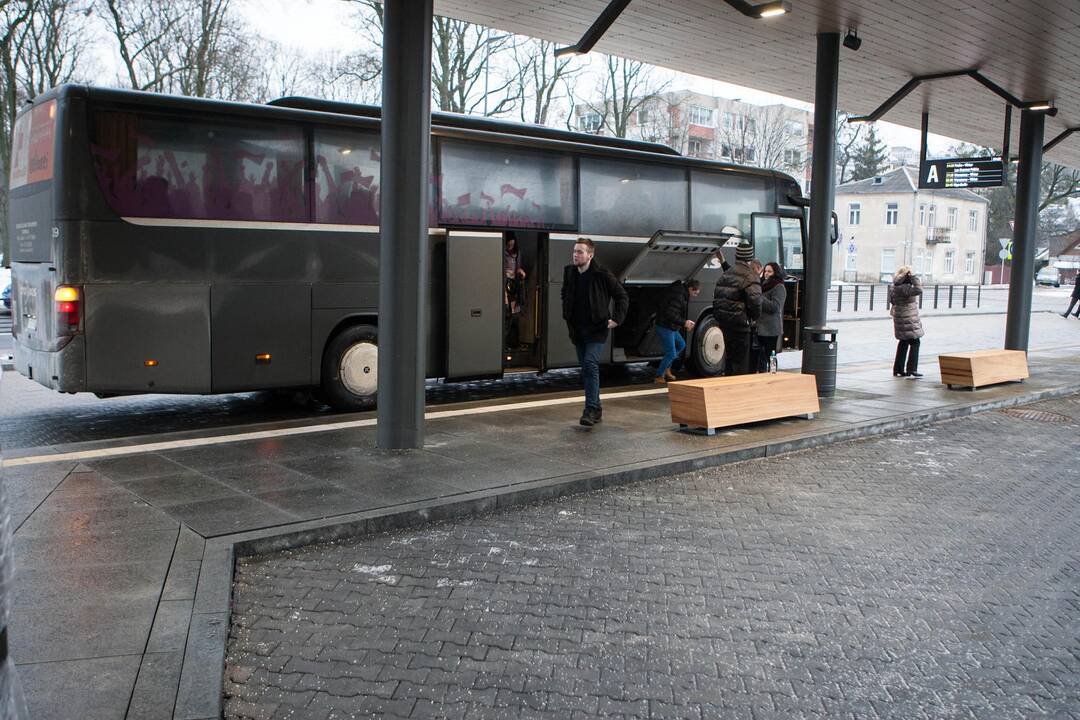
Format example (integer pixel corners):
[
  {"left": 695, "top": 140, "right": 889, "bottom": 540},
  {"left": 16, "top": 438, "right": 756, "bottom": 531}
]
[
  {"left": 780, "top": 216, "right": 804, "bottom": 270},
  {"left": 91, "top": 112, "right": 306, "bottom": 222},
  {"left": 439, "top": 141, "right": 574, "bottom": 229},
  {"left": 315, "top": 130, "right": 381, "bottom": 225},
  {"left": 580, "top": 158, "right": 687, "bottom": 236},
  {"left": 691, "top": 171, "right": 770, "bottom": 235},
  {"left": 751, "top": 214, "right": 782, "bottom": 265}
]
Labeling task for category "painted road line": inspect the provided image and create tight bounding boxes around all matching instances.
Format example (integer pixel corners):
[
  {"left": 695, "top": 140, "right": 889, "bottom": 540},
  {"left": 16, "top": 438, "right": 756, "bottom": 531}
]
[{"left": 2, "top": 387, "right": 669, "bottom": 468}]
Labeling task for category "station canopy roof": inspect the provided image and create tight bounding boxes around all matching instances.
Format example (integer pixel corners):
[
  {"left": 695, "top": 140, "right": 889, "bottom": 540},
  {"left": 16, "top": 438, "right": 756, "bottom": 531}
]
[{"left": 436, "top": 0, "right": 1080, "bottom": 170}]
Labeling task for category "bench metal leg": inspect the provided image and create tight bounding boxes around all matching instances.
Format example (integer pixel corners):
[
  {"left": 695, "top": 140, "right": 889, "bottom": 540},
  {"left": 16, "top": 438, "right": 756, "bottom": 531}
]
[{"left": 679, "top": 424, "right": 716, "bottom": 436}]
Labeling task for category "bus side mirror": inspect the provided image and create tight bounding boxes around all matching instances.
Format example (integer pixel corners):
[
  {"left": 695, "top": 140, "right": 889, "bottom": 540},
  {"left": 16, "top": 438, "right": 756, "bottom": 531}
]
[{"left": 830, "top": 213, "right": 839, "bottom": 244}]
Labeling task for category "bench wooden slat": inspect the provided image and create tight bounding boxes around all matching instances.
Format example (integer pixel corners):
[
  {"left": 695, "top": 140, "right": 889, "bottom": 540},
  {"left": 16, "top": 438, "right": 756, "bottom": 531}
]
[
  {"left": 937, "top": 349, "right": 1028, "bottom": 389},
  {"left": 668, "top": 372, "right": 820, "bottom": 431}
]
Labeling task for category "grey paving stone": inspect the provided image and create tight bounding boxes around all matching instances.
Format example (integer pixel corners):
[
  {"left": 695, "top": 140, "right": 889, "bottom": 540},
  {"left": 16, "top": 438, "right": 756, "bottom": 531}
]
[
  {"left": 159, "top": 495, "right": 297, "bottom": 537},
  {"left": 226, "top": 395, "right": 1080, "bottom": 720},
  {"left": 147, "top": 599, "right": 195, "bottom": 653},
  {"left": 12, "top": 528, "right": 178, "bottom": 570},
  {"left": 176, "top": 612, "right": 229, "bottom": 720},
  {"left": 10, "top": 560, "right": 168, "bottom": 608},
  {"left": 18, "top": 654, "right": 141, "bottom": 720},
  {"left": 85, "top": 453, "right": 192, "bottom": 481},
  {"left": 162, "top": 558, "right": 202, "bottom": 601},
  {"left": 127, "top": 651, "right": 184, "bottom": 720},
  {"left": 120, "top": 471, "right": 242, "bottom": 507},
  {"left": 10, "top": 598, "right": 157, "bottom": 664}
]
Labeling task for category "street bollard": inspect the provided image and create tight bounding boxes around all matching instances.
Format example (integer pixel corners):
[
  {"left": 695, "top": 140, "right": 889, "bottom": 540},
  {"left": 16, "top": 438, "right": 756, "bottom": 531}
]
[
  {"left": 854, "top": 285, "right": 860, "bottom": 312},
  {"left": 836, "top": 285, "right": 843, "bottom": 312},
  {"left": 933, "top": 284, "right": 939, "bottom": 309},
  {"left": 948, "top": 285, "right": 954, "bottom": 308},
  {"left": 962, "top": 285, "right": 968, "bottom": 308},
  {"left": 977, "top": 284, "right": 981, "bottom": 307},
  {"left": 870, "top": 284, "right": 875, "bottom": 311}
]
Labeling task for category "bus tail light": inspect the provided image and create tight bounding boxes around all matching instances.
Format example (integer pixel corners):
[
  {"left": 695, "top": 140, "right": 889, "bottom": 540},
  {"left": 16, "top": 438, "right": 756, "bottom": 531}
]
[{"left": 54, "top": 285, "right": 81, "bottom": 334}]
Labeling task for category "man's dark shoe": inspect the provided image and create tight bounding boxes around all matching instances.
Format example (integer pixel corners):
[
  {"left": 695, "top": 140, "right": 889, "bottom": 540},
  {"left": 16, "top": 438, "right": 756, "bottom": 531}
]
[
  {"left": 579, "top": 410, "right": 595, "bottom": 427},
  {"left": 907, "top": 372, "right": 923, "bottom": 378},
  {"left": 591, "top": 407, "right": 602, "bottom": 423}
]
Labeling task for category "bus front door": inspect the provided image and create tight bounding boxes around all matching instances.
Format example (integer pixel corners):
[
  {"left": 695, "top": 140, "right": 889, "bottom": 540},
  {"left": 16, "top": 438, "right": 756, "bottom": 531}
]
[{"left": 445, "top": 231, "right": 504, "bottom": 380}]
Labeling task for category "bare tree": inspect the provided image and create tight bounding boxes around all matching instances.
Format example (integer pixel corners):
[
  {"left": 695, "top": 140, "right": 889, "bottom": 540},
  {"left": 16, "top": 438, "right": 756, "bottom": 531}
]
[
  {"left": 300, "top": 49, "right": 382, "bottom": 104},
  {"left": 98, "top": 0, "right": 188, "bottom": 91},
  {"left": 834, "top": 113, "right": 865, "bottom": 185},
  {"left": 584, "top": 55, "right": 668, "bottom": 138},
  {"left": 509, "top": 38, "right": 580, "bottom": 125},
  {"left": 634, "top": 94, "right": 687, "bottom": 150},
  {"left": 16, "top": 0, "right": 88, "bottom": 96},
  {"left": 0, "top": 0, "right": 35, "bottom": 265},
  {"left": 352, "top": 0, "right": 519, "bottom": 116}
]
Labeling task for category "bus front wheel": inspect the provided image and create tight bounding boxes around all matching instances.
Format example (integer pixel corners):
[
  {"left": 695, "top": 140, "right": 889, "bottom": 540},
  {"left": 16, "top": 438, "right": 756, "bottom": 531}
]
[
  {"left": 688, "top": 315, "right": 725, "bottom": 377},
  {"left": 322, "top": 324, "right": 379, "bottom": 411}
]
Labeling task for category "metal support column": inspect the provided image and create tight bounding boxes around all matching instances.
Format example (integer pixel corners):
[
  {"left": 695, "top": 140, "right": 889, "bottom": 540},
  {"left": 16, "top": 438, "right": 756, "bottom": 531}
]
[
  {"left": 1004, "top": 110, "right": 1044, "bottom": 352},
  {"left": 377, "top": 0, "right": 433, "bottom": 449},
  {"left": 801, "top": 33, "right": 840, "bottom": 394}
]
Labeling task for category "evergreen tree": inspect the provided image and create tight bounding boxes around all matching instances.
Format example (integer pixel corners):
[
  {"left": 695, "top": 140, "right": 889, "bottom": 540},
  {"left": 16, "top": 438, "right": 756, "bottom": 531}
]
[{"left": 850, "top": 124, "right": 888, "bottom": 181}]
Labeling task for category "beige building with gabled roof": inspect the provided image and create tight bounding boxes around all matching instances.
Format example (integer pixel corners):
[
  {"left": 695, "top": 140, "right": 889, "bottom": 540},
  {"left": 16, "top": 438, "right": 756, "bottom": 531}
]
[{"left": 834, "top": 167, "right": 989, "bottom": 284}]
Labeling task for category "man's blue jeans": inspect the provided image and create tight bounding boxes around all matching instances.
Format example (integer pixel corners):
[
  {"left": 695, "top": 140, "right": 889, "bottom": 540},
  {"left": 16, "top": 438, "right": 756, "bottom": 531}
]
[
  {"left": 655, "top": 325, "right": 685, "bottom": 378},
  {"left": 575, "top": 341, "right": 604, "bottom": 411}
]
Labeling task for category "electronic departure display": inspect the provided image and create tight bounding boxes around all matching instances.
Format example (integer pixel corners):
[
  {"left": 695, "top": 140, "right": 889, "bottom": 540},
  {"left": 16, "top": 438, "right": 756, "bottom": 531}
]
[{"left": 919, "top": 157, "right": 1004, "bottom": 189}]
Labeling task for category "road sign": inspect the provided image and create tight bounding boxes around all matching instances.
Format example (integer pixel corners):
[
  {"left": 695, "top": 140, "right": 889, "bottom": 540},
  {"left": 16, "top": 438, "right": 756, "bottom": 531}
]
[
  {"left": 847, "top": 242, "right": 856, "bottom": 254},
  {"left": 919, "top": 157, "right": 1005, "bottom": 189},
  {"left": 998, "top": 249, "right": 1009, "bottom": 260},
  {"left": 998, "top": 238, "right": 1010, "bottom": 249}
]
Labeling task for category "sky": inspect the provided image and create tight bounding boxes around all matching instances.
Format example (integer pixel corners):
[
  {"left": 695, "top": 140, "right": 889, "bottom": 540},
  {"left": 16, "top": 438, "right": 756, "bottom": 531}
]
[{"left": 241, "top": 0, "right": 960, "bottom": 156}]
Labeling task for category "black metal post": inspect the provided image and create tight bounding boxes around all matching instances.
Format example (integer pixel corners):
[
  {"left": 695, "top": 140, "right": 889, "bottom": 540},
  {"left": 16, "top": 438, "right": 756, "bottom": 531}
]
[
  {"left": 377, "top": 0, "right": 433, "bottom": 449},
  {"left": 933, "top": 285, "right": 939, "bottom": 309},
  {"left": 836, "top": 285, "right": 843, "bottom": 312},
  {"left": 801, "top": 32, "right": 840, "bottom": 395},
  {"left": 869, "top": 284, "right": 875, "bottom": 311},
  {"left": 854, "top": 285, "right": 860, "bottom": 312},
  {"left": 1005, "top": 110, "right": 1044, "bottom": 352},
  {"left": 948, "top": 284, "right": 954, "bottom": 308},
  {"left": 977, "top": 284, "right": 982, "bottom": 307},
  {"left": 962, "top": 284, "right": 968, "bottom": 308}
]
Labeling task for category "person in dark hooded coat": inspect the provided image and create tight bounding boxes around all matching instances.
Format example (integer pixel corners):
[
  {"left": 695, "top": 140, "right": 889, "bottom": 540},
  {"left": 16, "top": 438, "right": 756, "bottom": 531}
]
[
  {"left": 888, "top": 265, "right": 924, "bottom": 377},
  {"left": 712, "top": 239, "right": 762, "bottom": 376}
]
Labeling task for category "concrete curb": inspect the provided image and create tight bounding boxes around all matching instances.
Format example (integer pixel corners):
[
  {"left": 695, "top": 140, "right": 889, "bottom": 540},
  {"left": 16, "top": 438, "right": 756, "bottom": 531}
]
[{"left": 190, "top": 379, "right": 1080, "bottom": 720}]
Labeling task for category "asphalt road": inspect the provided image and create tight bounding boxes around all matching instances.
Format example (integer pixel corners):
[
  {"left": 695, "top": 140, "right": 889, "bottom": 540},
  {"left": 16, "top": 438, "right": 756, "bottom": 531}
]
[{"left": 2, "top": 307, "right": 1079, "bottom": 454}]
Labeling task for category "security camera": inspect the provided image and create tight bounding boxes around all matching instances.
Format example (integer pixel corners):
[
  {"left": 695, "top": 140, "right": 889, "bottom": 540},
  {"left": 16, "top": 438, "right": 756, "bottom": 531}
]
[{"left": 843, "top": 29, "right": 861, "bottom": 51}]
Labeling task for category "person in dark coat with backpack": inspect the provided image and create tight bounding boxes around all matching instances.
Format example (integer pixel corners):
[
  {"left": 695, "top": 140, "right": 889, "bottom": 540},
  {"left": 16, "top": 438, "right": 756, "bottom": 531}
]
[
  {"left": 562, "top": 238, "right": 629, "bottom": 426},
  {"left": 756, "top": 262, "right": 786, "bottom": 372},
  {"left": 653, "top": 279, "right": 701, "bottom": 383},
  {"left": 712, "top": 239, "right": 763, "bottom": 376},
  {"left": 1061, "top": 274, "right": 1080, "bottom": 318},
  {"left": 889, "top": 265, "right": 925, "bottom": 377}
]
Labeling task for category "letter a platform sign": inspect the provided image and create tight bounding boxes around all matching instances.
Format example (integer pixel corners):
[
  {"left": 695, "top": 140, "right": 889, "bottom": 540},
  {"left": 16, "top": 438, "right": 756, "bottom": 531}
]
[{"left": 920, "top": 157, "right": 1005, "bottom": 189}]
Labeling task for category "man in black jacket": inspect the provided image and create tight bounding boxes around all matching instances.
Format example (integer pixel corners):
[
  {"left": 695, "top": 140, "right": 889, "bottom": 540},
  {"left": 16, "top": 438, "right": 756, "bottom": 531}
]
[
  {"left": 654, "top": 279, "right": 701, "bottom": 383},
  {"left": 562, "top": 238, "right": 629, "bottom": 426},
  {"left": 712, "top": 240, "right": 763, "bottom": 376}
]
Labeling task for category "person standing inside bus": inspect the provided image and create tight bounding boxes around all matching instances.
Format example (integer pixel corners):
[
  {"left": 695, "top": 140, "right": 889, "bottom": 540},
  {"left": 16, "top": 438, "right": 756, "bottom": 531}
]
[
  {"left": 504, "top": 235, "right": 527, "bottom": 349},
  {"left": 712, "top": 240, "right": 762, "bottom": 376},
  {"left": 654, "top": 279, "right": 701, "bottom": 383},
  {"left": 562, "top": 238, "right": 629, "bottom": 426}
]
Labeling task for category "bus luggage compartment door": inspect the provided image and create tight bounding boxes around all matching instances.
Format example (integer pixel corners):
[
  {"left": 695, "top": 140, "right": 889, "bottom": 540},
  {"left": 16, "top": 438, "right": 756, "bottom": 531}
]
[
  {"left": 85, "top": 284, "right": 211, "bottom": 392},
  {"left": 446, "top": 232, "right": 503, "bottom": 380}
]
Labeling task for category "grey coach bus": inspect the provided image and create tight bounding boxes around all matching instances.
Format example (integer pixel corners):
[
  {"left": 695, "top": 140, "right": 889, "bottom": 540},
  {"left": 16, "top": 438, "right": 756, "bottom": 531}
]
[{"left": 8, "top": 85, "right": 810, "bottom": 411}]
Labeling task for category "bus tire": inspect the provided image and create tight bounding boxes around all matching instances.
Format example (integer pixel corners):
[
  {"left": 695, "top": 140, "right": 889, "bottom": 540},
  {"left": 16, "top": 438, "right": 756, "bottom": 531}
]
[
  {"left": 321, "top": 324, "right": 379, "bottom": 411},
  {"left": 688, "top": 314, "right": 725, "bottom": 377}
]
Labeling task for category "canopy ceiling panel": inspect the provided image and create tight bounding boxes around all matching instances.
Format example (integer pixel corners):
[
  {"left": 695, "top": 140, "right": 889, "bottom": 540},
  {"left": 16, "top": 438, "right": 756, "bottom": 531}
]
[{"left": 435, "top": 0, "right": 1080, "bottom": 168}]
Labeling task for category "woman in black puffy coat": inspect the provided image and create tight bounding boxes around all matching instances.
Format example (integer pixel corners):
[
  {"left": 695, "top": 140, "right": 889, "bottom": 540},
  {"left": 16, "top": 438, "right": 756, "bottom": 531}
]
[{"left": 888, "top": 266, "right": 924, "bottom": 378}]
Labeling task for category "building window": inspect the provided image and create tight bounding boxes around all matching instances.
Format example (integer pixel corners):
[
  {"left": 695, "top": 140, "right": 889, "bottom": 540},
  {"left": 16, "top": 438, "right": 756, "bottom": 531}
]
[
  {"left": 720, "top": 143, "right": 732, "bottom": 159},
  {"left": 968, "top": 209, "right": 978, "bottom": 232},
  {"left": 947, "top": 207, "right": 958, "bottom": 229},
  {"left": 922, "top": 249, "right": 933, "bottom": 274},
  {"left": 845, "top": 250, "right": 857, "bottom": 271},
  {"left": 848, "top": 202, "right": 861, "bottom": 225},
  {"left": 944, "top": 249, "right": 956, "bottom": 274},
  {"left": 689, "top": 105, "right": 713, "bottom": 126},
  {"left": 885, "top": 202, "right": 899, "bottom": 225},
  {"left": 688, "top": 139, "right": 703, "bottom": 157},
  {"left": 881, "top": 248, "right": 896, "bottom": 274},
  {"left": 919, "top": 204, "right": 926, "bottom": 226},
  {"left": 783, "top": 148, "right": 801, "bottom": 166},
  {"left": 581, "top": 112, "right": 602, "bottom": 133},
  {"left": 965, "top": 251, "right": 975, "bottom": 275},
  {"left": 744, "top": 146, "right": 756, "bottom": 162},
  {"left": 637, "top": 108, "right": 651, "bottom": 125},
  {"left": 786, "top": 120, "right": 803, "bottom": 136},
  {"left": 927, "top": 204, "right": 936, "bottom": 228}
]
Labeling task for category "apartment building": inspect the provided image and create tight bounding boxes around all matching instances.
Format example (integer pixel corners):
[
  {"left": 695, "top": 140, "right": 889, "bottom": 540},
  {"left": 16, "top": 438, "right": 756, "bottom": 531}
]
[{"left": 835, "top": 167, "right": 988, "bottom": 284}]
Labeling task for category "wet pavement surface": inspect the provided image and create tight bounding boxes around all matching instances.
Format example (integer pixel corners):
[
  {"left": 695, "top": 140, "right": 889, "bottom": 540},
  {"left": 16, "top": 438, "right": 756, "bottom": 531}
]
[{"left": 225, "top": 396, "right": 1080, "bottom": 720}]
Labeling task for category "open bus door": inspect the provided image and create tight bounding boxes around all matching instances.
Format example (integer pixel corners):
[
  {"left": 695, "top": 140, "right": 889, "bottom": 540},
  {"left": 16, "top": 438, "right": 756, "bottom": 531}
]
[
  {"left": 614, "top": 231, "right": 728, "bottom": 362},
  {"left": 445, "top": 231, "right": 504, "bottom": 380}
]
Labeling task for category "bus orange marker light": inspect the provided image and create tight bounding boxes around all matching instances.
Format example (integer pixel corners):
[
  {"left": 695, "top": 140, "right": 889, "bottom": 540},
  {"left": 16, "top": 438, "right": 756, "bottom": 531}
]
[
  {"left": 144, "top": 360, "right": 159, "bottom": 367},
  {"left": 255, "top": 353, "right": 272, "bottom": 364},
  {"left": 54, "top": 286, "right": 79, "bottom": 302}
]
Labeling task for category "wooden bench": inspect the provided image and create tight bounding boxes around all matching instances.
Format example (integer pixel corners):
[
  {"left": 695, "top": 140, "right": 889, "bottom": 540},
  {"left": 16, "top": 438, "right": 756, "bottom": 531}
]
[
  {"left": 667, "top": 372, "right": 820, "bottom": 435},
  {"left": 938, "top": 349, "right": 1029, "bottom": 389}
]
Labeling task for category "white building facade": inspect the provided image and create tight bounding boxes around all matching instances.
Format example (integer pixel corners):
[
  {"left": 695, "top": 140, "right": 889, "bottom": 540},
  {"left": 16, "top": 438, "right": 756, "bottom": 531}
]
[{"left": 834, "top": 167, "right": 988, "bottom": 284}]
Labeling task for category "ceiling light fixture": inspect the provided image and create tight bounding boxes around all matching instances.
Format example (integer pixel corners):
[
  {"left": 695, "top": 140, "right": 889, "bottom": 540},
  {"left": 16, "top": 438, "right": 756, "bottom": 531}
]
[
  {"left": 843, "top": 29, "right": 861, "bottom": 51},
  {"left": 723, "top": 0, "right": 792, "bottom": 19}
]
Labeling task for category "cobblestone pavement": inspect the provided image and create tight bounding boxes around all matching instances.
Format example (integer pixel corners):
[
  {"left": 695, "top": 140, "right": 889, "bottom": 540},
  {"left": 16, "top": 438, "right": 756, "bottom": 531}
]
[{"left": 226, "top": 395, "right": 1080, "bottom": 720}]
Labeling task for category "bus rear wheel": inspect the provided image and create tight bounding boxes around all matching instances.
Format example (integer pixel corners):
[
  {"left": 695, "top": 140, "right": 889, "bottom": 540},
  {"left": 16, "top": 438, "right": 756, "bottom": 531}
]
[
  {"left": 322, "top": 324, "right": 378, "bottom": 411},
  {"left": 688, "top": 315, "right": 725, "bottom": 377}
]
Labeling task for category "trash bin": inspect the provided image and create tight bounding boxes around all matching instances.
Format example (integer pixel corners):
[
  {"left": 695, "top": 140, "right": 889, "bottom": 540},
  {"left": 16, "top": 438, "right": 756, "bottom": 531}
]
[{"left": 802, "top": 326, "right": 837, "bottom": 397}]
